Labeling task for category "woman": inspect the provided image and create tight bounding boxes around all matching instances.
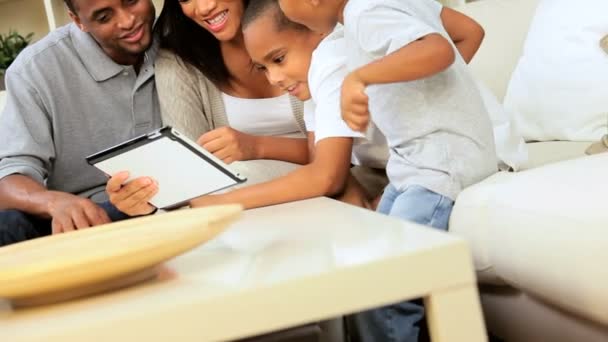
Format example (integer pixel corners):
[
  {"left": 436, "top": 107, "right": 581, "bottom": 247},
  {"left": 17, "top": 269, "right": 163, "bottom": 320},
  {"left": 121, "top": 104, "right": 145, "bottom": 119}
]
[{"left": 155, "top": 0, "right": 309, "bottom": 172}]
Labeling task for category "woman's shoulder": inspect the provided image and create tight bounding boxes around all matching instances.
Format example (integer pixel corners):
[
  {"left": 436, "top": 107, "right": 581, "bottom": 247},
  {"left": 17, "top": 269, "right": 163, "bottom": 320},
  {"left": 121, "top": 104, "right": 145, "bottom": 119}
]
[
  {"left": 156, "top": 49, "right": 197, "bottom": 74},
  {"left": 155, "top": 49, "right": 219, "bottom": 91}
]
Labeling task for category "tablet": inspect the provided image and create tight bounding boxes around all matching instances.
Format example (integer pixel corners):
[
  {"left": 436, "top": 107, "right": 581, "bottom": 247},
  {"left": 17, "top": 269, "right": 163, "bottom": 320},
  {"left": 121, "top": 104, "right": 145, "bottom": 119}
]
[{"left": 86, "top": 126, "right": 247, "bottom": 209}]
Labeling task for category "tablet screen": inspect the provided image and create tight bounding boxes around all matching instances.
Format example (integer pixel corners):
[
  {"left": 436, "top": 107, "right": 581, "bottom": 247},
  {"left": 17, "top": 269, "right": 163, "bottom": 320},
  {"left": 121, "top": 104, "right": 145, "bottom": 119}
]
[{"left": 87, "top": 127, "right": 246, "bottom": 209}]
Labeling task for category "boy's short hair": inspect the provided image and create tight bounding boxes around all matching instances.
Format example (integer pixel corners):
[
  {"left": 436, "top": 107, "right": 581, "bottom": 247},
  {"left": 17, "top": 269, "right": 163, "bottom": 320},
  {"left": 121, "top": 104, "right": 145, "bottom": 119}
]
[
  {"left": 63, "top": 0, "right": 76, "bottom": 13},
  {"left": 242, "top": 0, "right": 309, "bottom": 32}
]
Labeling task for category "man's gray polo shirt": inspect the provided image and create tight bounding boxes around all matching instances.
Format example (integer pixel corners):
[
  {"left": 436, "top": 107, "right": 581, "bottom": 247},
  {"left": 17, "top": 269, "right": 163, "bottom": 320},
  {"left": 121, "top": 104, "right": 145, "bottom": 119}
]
[{"left": 0, "top": 24, "right": 162, "bottom": 202}]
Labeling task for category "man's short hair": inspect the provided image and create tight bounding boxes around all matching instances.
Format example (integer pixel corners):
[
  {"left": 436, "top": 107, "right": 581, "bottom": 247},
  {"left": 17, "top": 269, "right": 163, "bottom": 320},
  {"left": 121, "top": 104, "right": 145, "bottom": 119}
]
[{"left": 242, "top": 0, "right": 309, "bottom": 32}]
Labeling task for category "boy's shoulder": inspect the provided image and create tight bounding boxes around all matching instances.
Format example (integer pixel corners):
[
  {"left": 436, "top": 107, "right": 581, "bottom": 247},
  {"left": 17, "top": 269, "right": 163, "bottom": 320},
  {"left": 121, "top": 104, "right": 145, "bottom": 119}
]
[
  {"left": 309, "top": 26, "right": 348, "bottom": 92},
  {"left": 312, "top": 25, "right": 345, "bottom": 60}
]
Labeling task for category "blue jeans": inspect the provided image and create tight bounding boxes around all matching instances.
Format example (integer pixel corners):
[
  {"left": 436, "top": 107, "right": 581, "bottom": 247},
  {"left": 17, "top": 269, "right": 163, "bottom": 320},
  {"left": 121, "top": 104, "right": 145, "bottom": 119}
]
[
  {"left": 0, "top": 201, "right": 130, "bottom": 247},
  {"left": 347, "top": 184, "right": 454, "bottom": 342}
]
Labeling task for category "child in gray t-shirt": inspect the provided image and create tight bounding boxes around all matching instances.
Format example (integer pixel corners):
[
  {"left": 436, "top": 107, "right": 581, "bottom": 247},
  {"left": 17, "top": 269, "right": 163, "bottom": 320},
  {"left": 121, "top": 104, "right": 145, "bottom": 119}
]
[
  {"left": 280, "top": 0, "right": 496, "bottom": 203},
  {"left": 279, "top": 0, "right": 497, "bottom": 341}
]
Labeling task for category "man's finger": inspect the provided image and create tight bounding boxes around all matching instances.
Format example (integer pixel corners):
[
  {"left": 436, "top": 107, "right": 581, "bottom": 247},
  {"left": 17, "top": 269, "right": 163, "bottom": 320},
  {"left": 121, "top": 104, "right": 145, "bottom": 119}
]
[
  {"left": 84, "top": 203, "right": 110, "bottom": 226},
  {"left": 71, "top": 208, "right": 91, "bottom": 230},
  {"left": 107, "top": 171, "right": 130, "bottom": 193},
  {"left": 57, "top": 216, "right": 75, "bottom": 233},
  {"left": 52, "top": 219, "right": 63, "bottom": 235}
]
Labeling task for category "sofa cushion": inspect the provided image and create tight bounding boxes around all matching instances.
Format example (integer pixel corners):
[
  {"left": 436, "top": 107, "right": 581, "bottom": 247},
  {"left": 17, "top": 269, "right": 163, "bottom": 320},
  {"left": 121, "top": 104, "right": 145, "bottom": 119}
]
[
  {"left": 451, "top": 153, "right": 608, "bottom": 326},
  {"left": 503, "top": 0, "right": 608, "bottom": 142},
  {"left": 523, "top": 141, "right": 590, "bottom": 170}
]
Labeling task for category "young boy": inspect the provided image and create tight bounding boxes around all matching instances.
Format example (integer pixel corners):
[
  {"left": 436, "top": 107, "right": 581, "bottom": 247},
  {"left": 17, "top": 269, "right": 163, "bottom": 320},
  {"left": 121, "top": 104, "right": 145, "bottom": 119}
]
[{"left": 278, "top": 0, "right": 497, "bottom": 341}]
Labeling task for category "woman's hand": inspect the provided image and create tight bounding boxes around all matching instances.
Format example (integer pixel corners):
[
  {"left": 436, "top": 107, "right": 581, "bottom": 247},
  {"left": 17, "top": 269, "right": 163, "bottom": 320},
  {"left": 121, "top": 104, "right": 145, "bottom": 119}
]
[
  {"left": 197, "top": 127, "right": 259, "bottom": 164},
  {"left": 106, "top": 171, "right": 158, "bottom": 216}
]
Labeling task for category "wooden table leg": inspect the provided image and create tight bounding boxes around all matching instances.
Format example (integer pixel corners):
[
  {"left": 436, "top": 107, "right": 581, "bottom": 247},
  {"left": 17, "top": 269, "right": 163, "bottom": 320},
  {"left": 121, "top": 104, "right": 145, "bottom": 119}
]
[{"left": 424, "top": 284, "right": 487, "bottom": 342}]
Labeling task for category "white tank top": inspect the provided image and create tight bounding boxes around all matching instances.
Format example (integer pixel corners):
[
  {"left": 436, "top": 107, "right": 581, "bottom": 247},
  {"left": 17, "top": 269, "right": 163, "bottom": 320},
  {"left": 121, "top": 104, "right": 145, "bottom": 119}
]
[{"left": 222, "top": 93, "right": 304, "bottom": 138}]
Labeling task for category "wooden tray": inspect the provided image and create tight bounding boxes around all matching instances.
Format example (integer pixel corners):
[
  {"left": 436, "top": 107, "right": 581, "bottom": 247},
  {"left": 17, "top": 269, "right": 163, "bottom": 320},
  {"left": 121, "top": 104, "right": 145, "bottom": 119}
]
[{"left": 0, "top": 205, "right": 242, "bottom": 307}]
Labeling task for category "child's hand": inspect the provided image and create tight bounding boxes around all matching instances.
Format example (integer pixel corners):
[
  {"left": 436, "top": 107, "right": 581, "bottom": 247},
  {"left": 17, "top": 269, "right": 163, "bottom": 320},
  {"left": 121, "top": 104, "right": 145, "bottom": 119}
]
[{"left": 341, "top": 72, "right": 370, "bottom": 132}]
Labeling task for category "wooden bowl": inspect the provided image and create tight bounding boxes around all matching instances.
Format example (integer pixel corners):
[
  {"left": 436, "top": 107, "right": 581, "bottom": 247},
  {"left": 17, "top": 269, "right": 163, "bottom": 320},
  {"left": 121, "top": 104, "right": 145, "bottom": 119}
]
[{"left": 0, "top": 205, "right": 242, "bottom": 307}]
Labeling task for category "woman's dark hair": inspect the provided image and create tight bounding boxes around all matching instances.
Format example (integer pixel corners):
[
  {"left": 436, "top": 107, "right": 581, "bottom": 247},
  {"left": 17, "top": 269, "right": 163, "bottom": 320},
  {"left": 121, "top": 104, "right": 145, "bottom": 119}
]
[{"left": 155, "top": 0, "right": 250, "bottom": 86}]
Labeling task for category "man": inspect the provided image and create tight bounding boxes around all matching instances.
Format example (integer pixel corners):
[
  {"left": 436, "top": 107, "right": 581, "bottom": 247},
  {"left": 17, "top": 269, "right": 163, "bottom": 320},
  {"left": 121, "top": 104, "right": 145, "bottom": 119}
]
[{"left": 0, "top": 0, "right": 161, "bottom": 246}]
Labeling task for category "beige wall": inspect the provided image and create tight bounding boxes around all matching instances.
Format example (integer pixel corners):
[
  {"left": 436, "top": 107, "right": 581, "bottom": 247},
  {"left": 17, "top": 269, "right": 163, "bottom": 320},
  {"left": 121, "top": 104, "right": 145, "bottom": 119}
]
[
  {"left": 153, "top": 0, "right": 164, "bottom": 13},
  {"left": 0, "top": 0, "right": 165, "bottom": 43},
  {"left": 0, "top": 0, "right": 50, "bottom": 41}
]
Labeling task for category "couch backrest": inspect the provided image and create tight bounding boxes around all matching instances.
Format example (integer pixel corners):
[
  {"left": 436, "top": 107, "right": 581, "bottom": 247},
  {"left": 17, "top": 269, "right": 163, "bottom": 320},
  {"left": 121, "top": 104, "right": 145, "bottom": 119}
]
[{"left": 459, "top": 0, "right": 540, "bottom": 101}]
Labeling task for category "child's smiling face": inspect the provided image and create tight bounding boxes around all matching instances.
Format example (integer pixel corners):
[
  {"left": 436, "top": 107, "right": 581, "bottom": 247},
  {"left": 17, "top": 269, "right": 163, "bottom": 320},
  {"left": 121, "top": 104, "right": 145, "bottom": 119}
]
[{"left": 243, "top": 12, "right": 322, "bottom": 101}]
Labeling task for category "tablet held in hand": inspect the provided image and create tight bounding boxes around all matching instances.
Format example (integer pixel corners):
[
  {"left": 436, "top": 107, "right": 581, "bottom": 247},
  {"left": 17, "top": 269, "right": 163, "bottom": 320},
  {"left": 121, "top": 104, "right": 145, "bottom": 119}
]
[{"left": 87, "top": 126, "right": 247, "bottom": 209}]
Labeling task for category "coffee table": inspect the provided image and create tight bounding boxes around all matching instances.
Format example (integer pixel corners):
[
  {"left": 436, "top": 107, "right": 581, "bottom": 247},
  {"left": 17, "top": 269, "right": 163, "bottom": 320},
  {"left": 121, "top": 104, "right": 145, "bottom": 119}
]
[{"left": 0, "top": 197, "right": 486, "bottom": 341}]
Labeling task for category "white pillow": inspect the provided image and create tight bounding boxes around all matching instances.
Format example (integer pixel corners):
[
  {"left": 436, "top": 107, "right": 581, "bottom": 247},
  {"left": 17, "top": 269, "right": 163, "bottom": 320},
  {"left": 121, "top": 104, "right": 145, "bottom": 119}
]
[
  {"left": 504, "top": 0, "right": 608, "bottom": 142},
  {"left": 477, "top": 80, "right": 528, "bottom": 171}
]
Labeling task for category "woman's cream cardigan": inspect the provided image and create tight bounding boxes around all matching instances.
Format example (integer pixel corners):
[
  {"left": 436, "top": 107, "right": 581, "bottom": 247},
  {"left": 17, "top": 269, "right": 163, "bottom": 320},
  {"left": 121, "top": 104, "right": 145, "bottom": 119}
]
[{"left": 154, "top": 49, "right": 306, "bottom": 141}]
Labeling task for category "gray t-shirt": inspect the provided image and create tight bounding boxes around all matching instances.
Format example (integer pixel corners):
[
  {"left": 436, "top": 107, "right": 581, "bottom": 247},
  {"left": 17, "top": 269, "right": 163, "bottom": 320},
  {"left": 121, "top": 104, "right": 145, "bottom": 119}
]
[
  {"left": 0, "top": 24, "right": 162, "bottom": 202},
  {"left": 344, "top": 0, "right": 497, "bottom": 199}
]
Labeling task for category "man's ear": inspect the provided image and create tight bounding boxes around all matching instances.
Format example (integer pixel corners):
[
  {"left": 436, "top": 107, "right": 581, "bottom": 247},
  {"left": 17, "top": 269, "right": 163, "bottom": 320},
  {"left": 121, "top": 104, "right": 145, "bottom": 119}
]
[{"left": 68, "top": 10, "right": 87, "bottom": 32}]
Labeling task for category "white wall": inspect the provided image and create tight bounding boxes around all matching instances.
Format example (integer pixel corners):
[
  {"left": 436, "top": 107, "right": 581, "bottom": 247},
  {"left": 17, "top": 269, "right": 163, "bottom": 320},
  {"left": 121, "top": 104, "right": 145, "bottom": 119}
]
[{"left": 0, "top": 0, "right": 50, "bottom": 41}]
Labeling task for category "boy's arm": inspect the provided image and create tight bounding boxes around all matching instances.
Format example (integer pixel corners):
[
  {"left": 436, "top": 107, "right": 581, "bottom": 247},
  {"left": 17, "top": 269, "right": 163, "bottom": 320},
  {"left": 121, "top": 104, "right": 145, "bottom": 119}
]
[
  {"left": 351, "top": 33, "right": 455, "bottom": 86},
  {"left": 190, "top": 134, "right": 353, "bottom": 209},
  {"left": 441, "top": 7, "right": 485, "bottom": 64},
  {"left": 342, "top": 33, "right": 454, "bottom": 131}
]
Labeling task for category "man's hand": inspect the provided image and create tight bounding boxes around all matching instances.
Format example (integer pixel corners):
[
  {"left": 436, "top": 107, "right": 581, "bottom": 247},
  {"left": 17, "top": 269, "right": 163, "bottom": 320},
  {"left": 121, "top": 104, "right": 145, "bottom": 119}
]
[
  {"left": 46, "top": 192, "right": 111, "bottom": 234},
  {"left": 106, "top": 171, "right": 158, "bottom": 217},
  {"left": 197, "top": 127, "right": 259, "bottom": 164},
  {"left": 341, "top": 72, "right": 370, "bottom": 132}
]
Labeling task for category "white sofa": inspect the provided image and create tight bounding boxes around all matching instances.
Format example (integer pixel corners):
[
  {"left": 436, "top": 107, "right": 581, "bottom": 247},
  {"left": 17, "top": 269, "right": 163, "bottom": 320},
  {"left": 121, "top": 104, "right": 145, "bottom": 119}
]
[{"left": 452, "top": 0, "right": 608, "bottom": 341}]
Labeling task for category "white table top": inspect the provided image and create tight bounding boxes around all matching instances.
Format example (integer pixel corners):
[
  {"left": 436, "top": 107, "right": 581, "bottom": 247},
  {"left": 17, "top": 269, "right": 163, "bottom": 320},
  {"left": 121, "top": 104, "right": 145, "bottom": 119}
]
[{"left": 0, "top": 197, "right": 475, "bottom": 341}]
